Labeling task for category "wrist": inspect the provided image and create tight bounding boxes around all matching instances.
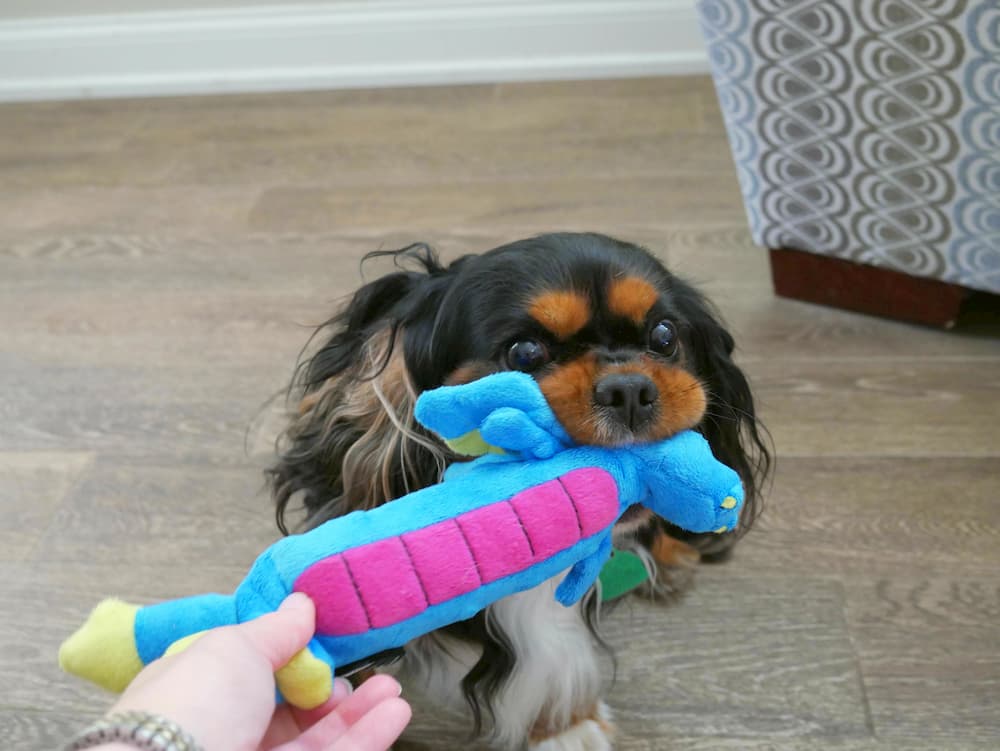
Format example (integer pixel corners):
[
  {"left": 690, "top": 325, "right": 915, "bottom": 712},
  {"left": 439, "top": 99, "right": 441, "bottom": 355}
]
[{"left": 65, "top": 711, "right": 203, "bottom": 751}]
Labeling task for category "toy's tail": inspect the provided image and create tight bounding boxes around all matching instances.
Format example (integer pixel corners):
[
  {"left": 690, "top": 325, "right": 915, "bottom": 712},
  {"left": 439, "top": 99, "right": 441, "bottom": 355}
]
[
  {"left": 59, "top": 593, "right": 238, "bottom": 693},
  {"left": 59, "top": 599, "right": 145, "bottom": 693}
]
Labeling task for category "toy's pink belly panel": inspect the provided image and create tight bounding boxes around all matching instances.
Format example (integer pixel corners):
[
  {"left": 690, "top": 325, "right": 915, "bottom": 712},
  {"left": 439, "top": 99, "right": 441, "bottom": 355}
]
[{"left": 294, "top": 467, "right": 618, "bottom": 636}]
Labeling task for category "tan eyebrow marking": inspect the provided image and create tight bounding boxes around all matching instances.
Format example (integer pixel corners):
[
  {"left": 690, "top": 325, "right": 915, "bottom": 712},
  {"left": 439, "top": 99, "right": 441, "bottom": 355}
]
[
  {"left": 528, "top": 290, "right": 590, "bottom": 339},
  {"left": 607, "top": 276, "right": 659, "bottom": 325}
]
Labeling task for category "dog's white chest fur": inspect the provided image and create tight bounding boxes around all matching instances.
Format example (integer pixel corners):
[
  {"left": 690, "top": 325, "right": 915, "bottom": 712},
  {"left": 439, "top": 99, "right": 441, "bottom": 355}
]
[{"left": 400, "top": 575, "right": 612, "bottom": 750}]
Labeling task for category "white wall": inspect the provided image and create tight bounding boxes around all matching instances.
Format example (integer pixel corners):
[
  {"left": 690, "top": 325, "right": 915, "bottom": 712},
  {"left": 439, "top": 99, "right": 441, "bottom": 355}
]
[
  {"left": 0, "top": 0, "right": 710, "bottom": 102},
  {"left": 0, "top": 0, "right": 316, "bottom": 19}
]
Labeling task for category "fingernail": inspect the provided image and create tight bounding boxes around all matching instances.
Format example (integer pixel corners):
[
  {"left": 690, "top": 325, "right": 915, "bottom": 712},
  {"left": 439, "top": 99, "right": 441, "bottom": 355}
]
[
  {"left": 332, "top": 677, "right": 353, "bottom": 700},
  {"left": 281, "top": 592, "right": 311, "bottom": 610}
]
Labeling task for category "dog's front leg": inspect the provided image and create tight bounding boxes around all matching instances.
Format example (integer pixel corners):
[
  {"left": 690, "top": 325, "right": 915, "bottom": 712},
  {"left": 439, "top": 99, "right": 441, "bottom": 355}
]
[
  {"left": 528, "top": 700, "right": 614, "bottom": 751},
  {"left": 488, "top": 578, "right": 613, "bottom": 751},
  {"left": 397, "top": 575, "right": 613, "bottom": 750}
]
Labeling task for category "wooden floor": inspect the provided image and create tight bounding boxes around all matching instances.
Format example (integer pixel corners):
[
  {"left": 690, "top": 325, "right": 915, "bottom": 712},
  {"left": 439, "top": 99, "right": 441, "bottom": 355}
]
[{"left": 2, "top": 77, "right": 998, "bottom": 751}]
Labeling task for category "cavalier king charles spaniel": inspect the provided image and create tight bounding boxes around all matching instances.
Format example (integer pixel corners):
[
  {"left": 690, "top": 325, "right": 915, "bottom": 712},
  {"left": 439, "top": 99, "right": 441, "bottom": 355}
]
[{"left": 268, "top": 233, "right": 770, "bottom": 750}]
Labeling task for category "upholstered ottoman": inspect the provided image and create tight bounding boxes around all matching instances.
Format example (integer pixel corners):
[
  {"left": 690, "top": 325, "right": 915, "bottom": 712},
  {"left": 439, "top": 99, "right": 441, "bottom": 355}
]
[{"left": 697, "top": 0, "right": 999, "bottom": 325}]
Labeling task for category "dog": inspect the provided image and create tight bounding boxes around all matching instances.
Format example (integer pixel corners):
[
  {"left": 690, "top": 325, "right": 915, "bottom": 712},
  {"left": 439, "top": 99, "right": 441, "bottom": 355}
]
[{"left": 267, "top": 232, "right": 770, "bottom": 750}]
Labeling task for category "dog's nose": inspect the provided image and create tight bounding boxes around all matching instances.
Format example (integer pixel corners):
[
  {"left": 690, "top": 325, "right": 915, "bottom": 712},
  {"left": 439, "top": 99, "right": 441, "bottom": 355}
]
[{"left": 593, "top": 373, "right": 658, "bottom": 432}]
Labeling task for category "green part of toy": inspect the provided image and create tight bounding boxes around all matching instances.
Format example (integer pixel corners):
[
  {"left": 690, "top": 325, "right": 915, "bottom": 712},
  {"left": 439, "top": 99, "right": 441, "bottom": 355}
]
[{"left": 598, "top": 549, "right": 649, "bottom": 601}]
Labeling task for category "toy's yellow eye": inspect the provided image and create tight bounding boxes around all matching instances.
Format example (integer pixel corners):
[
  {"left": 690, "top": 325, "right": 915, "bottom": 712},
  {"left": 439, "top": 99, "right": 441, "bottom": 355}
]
[{"left": 507, "top": 340, "right": 550, "bottom": 372}]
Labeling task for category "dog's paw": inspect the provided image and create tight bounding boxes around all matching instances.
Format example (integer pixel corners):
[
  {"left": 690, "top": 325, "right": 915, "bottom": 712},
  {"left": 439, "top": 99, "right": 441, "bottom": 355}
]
[{"left": 529, "top": 702, "right": 614, "bottom": 751}]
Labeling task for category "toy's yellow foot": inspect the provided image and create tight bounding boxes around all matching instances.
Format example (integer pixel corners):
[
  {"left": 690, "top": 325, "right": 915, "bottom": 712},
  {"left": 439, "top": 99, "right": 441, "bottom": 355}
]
[
  {"left": 276, "top": 647, "right": 332, "bottom": 710},
  {"left": 445, "top": 428, "right": 505, "bottom": 457},
  {"left": 164, "top": 630, "right": 207, "bottom": 658},
  {"left": 59, "top": 598, "right": 143, "bottom": 693}
]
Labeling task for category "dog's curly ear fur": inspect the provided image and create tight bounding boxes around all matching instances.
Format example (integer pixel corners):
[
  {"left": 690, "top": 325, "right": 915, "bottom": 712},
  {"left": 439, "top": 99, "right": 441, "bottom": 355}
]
[
  {"left": 267, "top": 244, "right": 456, "bottom": 533},
  {"left": 664, "top": 277, "right": 772, "bottom": 557}
]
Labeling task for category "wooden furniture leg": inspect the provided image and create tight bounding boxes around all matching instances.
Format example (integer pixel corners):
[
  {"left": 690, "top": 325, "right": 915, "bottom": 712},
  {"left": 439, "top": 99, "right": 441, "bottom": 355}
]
[{"left": 769, "top": 247, "right": 973, "bottom": 328}]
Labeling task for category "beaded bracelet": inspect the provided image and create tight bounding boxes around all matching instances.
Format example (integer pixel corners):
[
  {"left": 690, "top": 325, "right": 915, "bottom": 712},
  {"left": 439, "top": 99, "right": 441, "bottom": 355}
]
[{"left": 65, "top": 711, "right": 202, "bottom": 751}]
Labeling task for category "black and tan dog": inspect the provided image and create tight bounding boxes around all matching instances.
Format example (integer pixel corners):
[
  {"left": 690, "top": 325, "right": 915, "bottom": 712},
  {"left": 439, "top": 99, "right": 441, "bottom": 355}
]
[{"left": 269, "top": 232, "right": 770, "bottom": 750}]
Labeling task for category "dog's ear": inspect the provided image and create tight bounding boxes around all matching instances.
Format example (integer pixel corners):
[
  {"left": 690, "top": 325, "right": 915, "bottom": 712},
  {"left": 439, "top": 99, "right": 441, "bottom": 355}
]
[
  {"left": 668, "top": 278, "right": 772, "bottom": 553},
  {"left": 267, "top": 245, "right": 457, "bottom": 533}
]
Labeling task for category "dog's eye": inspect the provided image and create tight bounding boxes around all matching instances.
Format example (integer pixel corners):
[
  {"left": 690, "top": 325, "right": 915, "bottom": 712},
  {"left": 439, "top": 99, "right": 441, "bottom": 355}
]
[
  {"left": 507, "top": 340, "right": 550, "bottom": 372},
  {"left": 649, "top": 320, "right": 678, "bottom": 356}
]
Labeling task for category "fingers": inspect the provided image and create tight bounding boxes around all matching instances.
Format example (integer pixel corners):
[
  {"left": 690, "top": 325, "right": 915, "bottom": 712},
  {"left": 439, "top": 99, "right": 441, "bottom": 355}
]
[
  {"left": 238, "top": 593, "right": 316, "bottom": 670},
  {"left": 261, "top": 678, "right": 356, "bottom": 747},
  {"left": 316, "top": 675, "right": 403, "bottom": 732},
  {"left": 277, "top": 675, "right": 407, "bottom": 751},
  {"left": 289, "top": 678, "right": 354, "bottom": 729},
  {"left": 324, "top": 698, "right": 411, "bottom": 751}
]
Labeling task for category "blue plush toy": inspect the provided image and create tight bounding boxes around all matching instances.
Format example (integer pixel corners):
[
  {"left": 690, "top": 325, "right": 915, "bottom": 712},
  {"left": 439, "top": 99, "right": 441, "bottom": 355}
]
[{"left": 59, "top": 372, "right": 743, "bottom": 709}]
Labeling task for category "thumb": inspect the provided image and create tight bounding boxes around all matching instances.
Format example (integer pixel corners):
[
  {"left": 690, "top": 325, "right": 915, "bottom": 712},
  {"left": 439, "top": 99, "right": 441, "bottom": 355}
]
[{"left": 238, "top": 593, "right": 316, "bottom": 670}]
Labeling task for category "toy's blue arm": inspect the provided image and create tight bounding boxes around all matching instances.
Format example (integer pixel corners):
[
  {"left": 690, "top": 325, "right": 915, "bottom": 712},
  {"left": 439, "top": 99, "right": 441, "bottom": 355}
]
[
  {"left": 554, "top": 535, "right": 613, "bottom": 605},
  {"left": 415, "top": 371, "right": 571, "bottom": 458}
]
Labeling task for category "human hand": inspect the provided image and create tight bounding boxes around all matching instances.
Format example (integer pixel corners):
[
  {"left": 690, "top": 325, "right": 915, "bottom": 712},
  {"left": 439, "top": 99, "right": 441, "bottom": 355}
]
[{"left": 105, "top": 593, "right": 411, "bottom": 751}]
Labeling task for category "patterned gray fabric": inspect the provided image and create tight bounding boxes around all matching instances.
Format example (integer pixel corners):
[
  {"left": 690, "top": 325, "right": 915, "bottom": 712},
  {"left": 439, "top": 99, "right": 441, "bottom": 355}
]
[{"left": 698, "top": 0, "right": 1000, "bottom": 295}]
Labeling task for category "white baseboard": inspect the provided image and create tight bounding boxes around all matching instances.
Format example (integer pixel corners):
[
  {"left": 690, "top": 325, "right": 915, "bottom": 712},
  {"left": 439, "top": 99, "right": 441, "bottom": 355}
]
[{"left": 0, "top": 0, "right": 709, "bottom": 102}]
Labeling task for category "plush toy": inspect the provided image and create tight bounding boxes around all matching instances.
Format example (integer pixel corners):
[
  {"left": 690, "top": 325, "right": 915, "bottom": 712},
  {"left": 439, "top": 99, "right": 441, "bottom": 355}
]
[{"left": 59, "top": 372, "right": 743, "bottom": 709}]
